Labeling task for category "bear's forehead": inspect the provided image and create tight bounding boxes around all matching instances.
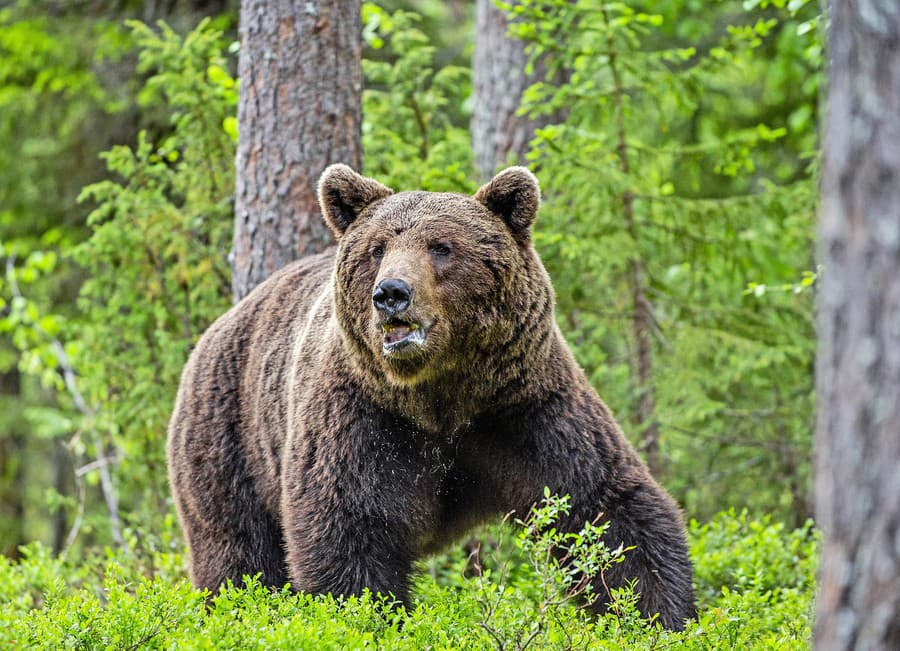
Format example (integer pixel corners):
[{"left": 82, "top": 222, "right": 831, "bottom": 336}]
[{"left": 367, "top": 191, "right": 485, "bottom": 232}]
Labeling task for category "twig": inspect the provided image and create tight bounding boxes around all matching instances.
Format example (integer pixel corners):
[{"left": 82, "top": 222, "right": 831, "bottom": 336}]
[
  {"left": 63, "top": 473, "right": 86, "bottom": 551},
  {"left": 5, "top": 254, "right": 123, "bottom": 547},
  {"left": 75, "top": 454, "right": 120, "bottom": 478},
  {"left": 407, "top": 94, "right": 430, "bottom": 159}
]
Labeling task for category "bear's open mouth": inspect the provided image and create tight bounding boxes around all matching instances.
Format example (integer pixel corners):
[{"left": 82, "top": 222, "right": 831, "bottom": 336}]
[{"left": 381, "top": 317, "right": 428, "bottom": 352}]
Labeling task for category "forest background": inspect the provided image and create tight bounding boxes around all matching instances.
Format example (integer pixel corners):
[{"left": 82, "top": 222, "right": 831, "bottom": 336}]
[{"left": 0, "top": 0, "right": 832, "bottom": 648}]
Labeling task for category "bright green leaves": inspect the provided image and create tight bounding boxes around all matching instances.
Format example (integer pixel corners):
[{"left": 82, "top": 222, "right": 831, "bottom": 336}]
[
  {"left": 129, "top": 18, "right": 238, "bottom": 197},
  {"left": 0, "top": 495, "right": 816, "bottom": 649},
  {"left": 0, "top": 19, "right": 238, "bottom": 550},
  {"left": 745, "top": 269, "right": 817, "bottom": 298},
  {"left": 506, "top": 0, "right": 821, "bottom": 523},
  {"left": 69, "top": 19, "right": 236, "bottom": 543},
  {"left": 361, "top": 6, "right": 475, "bottom": 192},
  {"left": 222, "top": 116, "right": 238, "bottom": 143}
]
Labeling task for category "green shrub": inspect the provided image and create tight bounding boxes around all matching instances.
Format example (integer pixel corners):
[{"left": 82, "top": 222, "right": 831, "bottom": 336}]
[
  {"left": 361, "top": 3, "right": 475, "bottom": 192},
  {"left": 1, "top": 503, "right": 816, "bottom": 650}
]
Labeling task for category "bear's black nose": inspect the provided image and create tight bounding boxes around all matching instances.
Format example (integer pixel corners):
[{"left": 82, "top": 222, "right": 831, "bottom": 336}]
[{"left": 373, "top": 279, "right": 412, "bottom": 315}]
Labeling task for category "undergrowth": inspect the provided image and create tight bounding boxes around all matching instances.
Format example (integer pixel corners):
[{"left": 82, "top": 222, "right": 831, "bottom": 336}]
[{"left": 0, "top": 499, "right": 817, "bottom": 650}]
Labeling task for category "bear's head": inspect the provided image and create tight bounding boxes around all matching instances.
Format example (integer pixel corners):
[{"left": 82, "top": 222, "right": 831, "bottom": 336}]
[{"left": 318, "top": 164, "right": 551, "bottom": 386}]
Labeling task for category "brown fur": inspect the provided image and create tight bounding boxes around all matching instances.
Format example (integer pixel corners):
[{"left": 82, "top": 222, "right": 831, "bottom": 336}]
[{"left": 167, "top": 165, "right": 695, "bottom": 629}]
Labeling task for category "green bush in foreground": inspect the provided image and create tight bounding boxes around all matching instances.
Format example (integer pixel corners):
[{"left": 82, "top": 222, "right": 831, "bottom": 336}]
[{"left": 0, "top": 501, "right": 816, "bottom": 650}]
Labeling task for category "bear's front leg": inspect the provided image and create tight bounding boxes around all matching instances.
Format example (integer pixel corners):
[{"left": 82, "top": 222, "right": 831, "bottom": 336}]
[
  {"left": 470, "top": 384, "right": 696, "bottom": 630},
  {"left": 280, "top": 387, "right": 438, "bottom": 606}
]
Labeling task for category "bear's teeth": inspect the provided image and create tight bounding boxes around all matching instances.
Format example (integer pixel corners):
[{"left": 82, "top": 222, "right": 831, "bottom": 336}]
[{"left": 382, "top": 320, "right": 418, "bottom": 333}]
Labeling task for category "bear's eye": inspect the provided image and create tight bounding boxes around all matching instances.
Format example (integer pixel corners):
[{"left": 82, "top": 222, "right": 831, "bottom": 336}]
[
  {"left": 371, "top": 244, "right": 385, "bottom": 260},
  {"left": 429, "top": 242, "right": 452, "bottom": 257}
]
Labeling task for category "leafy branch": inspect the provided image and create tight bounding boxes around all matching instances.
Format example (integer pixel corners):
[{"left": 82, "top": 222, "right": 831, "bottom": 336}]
[{"left": 3, "top": 253, "right": 122, "bottom": 548}]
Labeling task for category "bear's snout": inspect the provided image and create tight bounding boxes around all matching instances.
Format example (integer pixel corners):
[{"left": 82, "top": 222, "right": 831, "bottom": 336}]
[{"left": 373, "top": 278, "right": 413, "bottom": 316}]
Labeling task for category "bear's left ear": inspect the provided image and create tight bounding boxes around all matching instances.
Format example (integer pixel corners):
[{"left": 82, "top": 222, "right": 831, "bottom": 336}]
[
  {"left": 318, "top": 164, "right": 393, "bottom": 238},
  {"left": 474, "top": 166, "right": 541, "bottom": 242}
]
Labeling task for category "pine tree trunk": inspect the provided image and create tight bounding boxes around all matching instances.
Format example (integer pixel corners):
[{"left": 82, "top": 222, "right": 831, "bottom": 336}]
[
  {"left": 814, "top": 2, "right": 900, "bottom": 649},
  {"left": 470, "top": 0, "right": 567, "bottom": 181},
  {"left": 231, "top": 0, "right": 362, "bottom": 302}
]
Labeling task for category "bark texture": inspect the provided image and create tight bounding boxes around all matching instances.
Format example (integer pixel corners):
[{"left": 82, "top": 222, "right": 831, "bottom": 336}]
[
  {"left": 232, "top": 0, "right": 362, "bottom": 302},
  {"left": 815, "top": 2, "right": 900, "bottom": 649},
  {"left": 470, "top": 0, "right": 567, "bottom": 181}
]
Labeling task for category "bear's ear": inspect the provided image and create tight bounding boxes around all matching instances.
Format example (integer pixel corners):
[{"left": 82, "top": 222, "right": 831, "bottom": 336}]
[
  {"left": 474, "top": 166, "right": 541, "bottom": 242},
  {"left": 318, "top": 164, "right": 393, "bottom": 237}
]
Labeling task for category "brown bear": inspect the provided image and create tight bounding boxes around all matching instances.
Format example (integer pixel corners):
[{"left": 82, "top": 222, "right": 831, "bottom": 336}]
[{"left": 167, "top": 164, "right": 695, "bottom": 629}]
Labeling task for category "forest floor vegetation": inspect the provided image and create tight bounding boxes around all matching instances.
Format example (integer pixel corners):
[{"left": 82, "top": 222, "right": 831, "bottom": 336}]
[{"left": 1, "top": 503, "right": 816, "bottom": 650}]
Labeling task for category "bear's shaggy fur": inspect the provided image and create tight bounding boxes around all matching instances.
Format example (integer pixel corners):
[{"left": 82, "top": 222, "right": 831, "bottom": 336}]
[{"left": 167, "top": 165, "right": 695, "bottom": 629}]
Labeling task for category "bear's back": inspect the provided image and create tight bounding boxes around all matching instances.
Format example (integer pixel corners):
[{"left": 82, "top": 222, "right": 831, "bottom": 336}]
[{"left": 168, "top": 249, "right": 336, "bottom": 516}]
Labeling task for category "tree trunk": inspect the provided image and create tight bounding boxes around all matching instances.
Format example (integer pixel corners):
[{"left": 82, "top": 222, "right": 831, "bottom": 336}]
[
  {"left": 814, "top": 3, "right": 900, "bottom": 650},
  {"left": 51, "top": 442, "right": 71, "bottom": 554},
  {"left": 470, "top": 0, "right": 567, "bottom": 181},
  {"left": 601, "top": 7, "right": 660, "bottom": 476},
  {"left": 0, "top": 368, "right": 25, "bottom": 559},
  {"left": 231, "top": 0, "right": 362, "bottom": 302}
]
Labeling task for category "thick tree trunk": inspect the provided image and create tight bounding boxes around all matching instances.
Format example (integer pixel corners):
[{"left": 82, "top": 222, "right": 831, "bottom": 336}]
[
  {"left": 231, "top": 0, "right": 362, "bottom": 302},
  {"left": 471, "top": 0, "right": 567, "bottom": 181},
  {"left": 814, "top": 3, "right": 900, "bottom": 650}
]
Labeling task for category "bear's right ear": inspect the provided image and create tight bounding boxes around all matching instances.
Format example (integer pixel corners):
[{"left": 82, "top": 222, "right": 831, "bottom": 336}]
[
  {"left": 317, "top": 164, "right": 393, "bottom": 237},
  {"left": 474, "top": 166, "right": 541, "bottom": 242}
]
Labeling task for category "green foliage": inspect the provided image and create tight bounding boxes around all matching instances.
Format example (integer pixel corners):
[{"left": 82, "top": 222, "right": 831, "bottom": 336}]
[
  {"left": 0, "top": 10, "right": 127, "bottom": 240},
  {"left": 1, "top": 18, "right": 236, "bottom": 551},
  {"left": 0, "top": 4, "right": 823, "bottom": 649},
  {"left": 0, "top": 500, "right": 816, "bottom": 650},
  {"left": 0, "top": 6, "right": 135, "bottom": 552},
  {"left": 692, "top": 509, "right": 817, "bottom": 602},
  {"left": 509, "top": 0, "right": 820, "bottom": 523},
  {"left": 71, "top": 18, "right": 235, "bottom": 543},
  {"left": 362, "top": 4, "right": 476, "bottom": 192},
  {"left": 0, "top": 0, "right": 825, "bottom": 554},
  {"left": 457, "top": 493, "right": 636, "bottom": 649},
  {"left": 0, "top": 2, "right": 482, "bottom": 556}
]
